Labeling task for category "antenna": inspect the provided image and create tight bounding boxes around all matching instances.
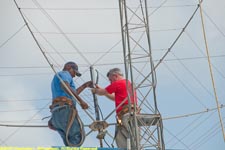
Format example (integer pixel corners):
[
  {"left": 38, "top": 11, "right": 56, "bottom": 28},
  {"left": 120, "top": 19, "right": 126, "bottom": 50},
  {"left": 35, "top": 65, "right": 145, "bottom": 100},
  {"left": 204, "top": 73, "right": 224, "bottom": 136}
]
[
  {"left": 118, "top": 0, "right": 165, "bottom": 149},
  {"left": 90, "top": 66, "right": 103, "bottom": 147}
]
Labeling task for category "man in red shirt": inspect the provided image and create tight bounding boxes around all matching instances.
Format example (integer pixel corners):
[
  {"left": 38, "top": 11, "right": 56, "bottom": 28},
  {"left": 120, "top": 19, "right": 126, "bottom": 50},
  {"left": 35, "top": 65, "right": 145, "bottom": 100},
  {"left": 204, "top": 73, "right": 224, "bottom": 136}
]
[{"left": 92, "top": 68, "right": 138, "bottom": 148}]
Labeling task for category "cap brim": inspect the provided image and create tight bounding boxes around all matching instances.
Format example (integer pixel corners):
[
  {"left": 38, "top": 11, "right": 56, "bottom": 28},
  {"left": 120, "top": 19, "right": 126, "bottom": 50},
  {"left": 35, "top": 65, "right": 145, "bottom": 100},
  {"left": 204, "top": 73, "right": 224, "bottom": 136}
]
[{"left": 76, "top": 72, "right": 82, "bottom": 77}]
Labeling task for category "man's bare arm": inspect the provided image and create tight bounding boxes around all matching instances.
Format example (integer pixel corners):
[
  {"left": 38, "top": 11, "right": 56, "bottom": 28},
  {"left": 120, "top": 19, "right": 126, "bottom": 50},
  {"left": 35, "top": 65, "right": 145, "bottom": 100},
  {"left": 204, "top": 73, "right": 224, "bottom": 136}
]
[
  {"left": 61, "top": 82, "right": 89, "bottom": 109},
  {"left": 92, "top": 85, "right": 115, "bottom": 101}
]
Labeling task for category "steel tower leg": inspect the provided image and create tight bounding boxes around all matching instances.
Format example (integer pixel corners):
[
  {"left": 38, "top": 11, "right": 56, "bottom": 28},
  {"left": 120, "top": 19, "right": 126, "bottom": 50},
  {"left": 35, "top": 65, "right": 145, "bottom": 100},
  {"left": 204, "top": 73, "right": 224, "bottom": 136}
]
[{"left": 118, "top": 0, "right": 165, "bottom": 149}]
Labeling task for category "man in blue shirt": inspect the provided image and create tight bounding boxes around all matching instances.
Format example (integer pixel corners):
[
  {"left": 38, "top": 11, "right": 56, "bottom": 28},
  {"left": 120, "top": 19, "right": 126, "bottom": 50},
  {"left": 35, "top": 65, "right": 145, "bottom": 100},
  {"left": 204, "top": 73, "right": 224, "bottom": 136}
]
[{"left": 49, "top": 61, "right": 92, "bottom": 146}]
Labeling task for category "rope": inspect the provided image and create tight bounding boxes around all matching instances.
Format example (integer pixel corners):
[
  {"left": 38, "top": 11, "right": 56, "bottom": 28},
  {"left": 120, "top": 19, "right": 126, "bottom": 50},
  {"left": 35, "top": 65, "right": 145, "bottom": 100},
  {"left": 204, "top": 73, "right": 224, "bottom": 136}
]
[
  {"left": 189, "top": 115, "right": 225, "bottom": 149},
  {"left": 19, "top": 4, "right": 196, "bottom": 11},
  {"left": 0, "top": 100, "right": 50, "bottom": 145},
  {"left": 164, "top": 128, "right": 192, "bottom": 150},
  {"left": 31, "top": 0, "right": 91, "bottom": 65},
  {"left": 55, "top": 73, "right": 95, "bottom": 121},
  {"left": 22, "top": 13, "right": 66, "bottom": 63},
  {"left": 185, "top": 31, "right": 225, "bottom": 79},
  {"left": 11, "top": 2, "right": 95, "bottom": 146},
  {"left": 170, "top": 52, "right": 214, "bottom": 98},
  {"left": 166, "top": 112, "right": 204, "bottom": 145},
  {"left": 198, "top": 0, "right": 225, "bottom": 141},
  {"left": 170, "top": 112, "right": 215, "bottom": 148},
  {"left": 31, "top": 27, "right": 182, "bottom": 35},
  {"left": 136, "top": 3, "right": 200, "bottom": 89},
  {"left": 0, "top": 24, "right": 26, "bottom": 49},
  {"left": 0, "top": 104, "right": 224, "bottom": 128},
  {"left": 0, "top": 124, "right": 47, "bottom": 128},
  {"left": 203, "top": 9, "right": 225, "bottom": 37},
  {"left": 65, "top": 107, "right": 85, "bottom": 147},
  {"left": 13, "top": 0, "right": 95, "bottom": 121},
  {"left": 163, "top": 62, "right": 208, "bottom": 109},
  {"left": 163, "top": 104, "right": 224, "bottom": 121}
]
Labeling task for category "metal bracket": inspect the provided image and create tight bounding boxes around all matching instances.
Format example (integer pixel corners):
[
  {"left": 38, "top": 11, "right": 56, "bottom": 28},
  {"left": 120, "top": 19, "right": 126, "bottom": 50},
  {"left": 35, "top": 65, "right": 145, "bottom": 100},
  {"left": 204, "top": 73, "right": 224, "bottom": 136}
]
[{"left": 89, "top": 120, "right": 109, "bottom": 131}]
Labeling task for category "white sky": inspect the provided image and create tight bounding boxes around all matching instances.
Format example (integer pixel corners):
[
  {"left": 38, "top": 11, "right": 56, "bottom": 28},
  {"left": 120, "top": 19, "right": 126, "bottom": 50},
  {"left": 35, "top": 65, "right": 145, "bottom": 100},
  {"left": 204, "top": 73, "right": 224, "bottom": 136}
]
[{"left": 0, "top": 0, "right": 225, "bottom": 149}]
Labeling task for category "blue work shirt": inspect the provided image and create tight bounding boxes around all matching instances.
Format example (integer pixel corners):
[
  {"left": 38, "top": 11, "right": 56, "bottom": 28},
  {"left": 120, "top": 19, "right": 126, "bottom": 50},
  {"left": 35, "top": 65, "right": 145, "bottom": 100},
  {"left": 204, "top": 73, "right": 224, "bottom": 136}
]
[
  {"left": 50, "top": 70, "right": 84, "bottom": 146},
  {"left": 51, "top": 71, "right": 77, "bottom": 106}
]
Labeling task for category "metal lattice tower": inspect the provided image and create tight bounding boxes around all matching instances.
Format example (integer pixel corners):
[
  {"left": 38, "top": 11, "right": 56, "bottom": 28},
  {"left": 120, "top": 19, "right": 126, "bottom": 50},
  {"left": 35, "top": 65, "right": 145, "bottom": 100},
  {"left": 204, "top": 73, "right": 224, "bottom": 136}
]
[{"left": 118, "top": 0, "right": 165, "bottom": 149}]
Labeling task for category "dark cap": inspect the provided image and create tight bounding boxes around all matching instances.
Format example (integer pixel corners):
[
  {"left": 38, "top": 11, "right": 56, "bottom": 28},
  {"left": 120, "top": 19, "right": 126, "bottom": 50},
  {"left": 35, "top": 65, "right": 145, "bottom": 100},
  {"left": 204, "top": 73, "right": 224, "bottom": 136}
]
[{"left": 64, "top": 61, "right": 82, "bottom": 77}]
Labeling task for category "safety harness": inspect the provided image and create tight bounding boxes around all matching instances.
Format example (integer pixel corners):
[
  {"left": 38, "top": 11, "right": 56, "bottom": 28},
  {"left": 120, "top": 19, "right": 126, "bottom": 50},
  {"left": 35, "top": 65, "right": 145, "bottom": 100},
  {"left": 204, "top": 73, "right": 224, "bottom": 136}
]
[
  {"left": 48, "top": 96, "right": 85, "bottom": 147},
  {"left": 113, "top": 104, "right": 140, "bottom": 148}
]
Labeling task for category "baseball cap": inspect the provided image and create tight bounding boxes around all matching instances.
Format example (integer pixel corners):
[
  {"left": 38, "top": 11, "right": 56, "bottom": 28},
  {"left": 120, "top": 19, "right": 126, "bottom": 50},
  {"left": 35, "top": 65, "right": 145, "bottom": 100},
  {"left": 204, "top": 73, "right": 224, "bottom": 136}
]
[{"left": 64, "top": 61, "right": 82, "bottom": 77}]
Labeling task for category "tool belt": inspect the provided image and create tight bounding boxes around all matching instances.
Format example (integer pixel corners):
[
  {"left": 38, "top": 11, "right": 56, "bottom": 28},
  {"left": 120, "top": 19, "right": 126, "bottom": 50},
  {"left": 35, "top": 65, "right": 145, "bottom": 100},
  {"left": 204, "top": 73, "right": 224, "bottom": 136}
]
[
  {"left": 49, "top": 96, "right": 73, "bottom": 110},
  {"left": 117, "top": 104, "right": 140, "bottom": 121}
]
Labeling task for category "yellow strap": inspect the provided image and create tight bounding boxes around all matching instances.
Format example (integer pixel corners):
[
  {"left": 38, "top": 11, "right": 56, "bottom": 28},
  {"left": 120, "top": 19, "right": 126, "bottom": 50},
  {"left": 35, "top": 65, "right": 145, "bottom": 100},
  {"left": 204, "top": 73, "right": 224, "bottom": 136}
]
[
  {"left": 57, "top": 147, "right": 79, "bottom": 150},
  {"left": 79, "top": 148, "right": 97, "bottom": 150},
  {"left": 15, "top": 149, "right": 32, "bottom": 150},
  {"left": 37, "top": 148, "right": 59, "bottom": 150}
]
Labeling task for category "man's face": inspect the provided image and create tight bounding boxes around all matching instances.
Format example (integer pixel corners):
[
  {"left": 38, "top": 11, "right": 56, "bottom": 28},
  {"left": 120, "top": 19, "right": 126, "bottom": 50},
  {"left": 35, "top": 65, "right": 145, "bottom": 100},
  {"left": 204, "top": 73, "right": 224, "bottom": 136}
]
[
  {"left": 69, "top": 67, "right": 77, "bottom": 78},
  {"left": 108, "top": 73, "right": 117, "bottom": 83}
]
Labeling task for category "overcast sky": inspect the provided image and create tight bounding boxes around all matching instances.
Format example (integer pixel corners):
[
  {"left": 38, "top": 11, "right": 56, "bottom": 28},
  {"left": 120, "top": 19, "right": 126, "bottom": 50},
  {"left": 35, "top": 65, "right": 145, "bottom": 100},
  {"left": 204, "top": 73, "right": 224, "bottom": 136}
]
[{"left": 0, "top": 0, "right": 225, "bottom": 150}]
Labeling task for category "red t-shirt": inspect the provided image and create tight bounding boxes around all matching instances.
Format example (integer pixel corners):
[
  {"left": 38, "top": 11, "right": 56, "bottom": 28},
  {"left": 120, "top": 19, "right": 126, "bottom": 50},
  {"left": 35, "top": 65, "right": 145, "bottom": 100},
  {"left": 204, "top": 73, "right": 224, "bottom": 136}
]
[{"left": 105, "top": 79, "right": 137, "bottom": 114}]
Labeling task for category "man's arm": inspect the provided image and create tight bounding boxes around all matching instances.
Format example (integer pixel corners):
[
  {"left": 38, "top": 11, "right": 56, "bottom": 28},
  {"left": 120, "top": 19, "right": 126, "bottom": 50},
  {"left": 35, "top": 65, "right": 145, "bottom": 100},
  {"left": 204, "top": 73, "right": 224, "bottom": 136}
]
[
  {"left": 76, "top": 81, "right": 93, "bottom": 95},
  {"left": 92, "top": 85, "right": 115, "bottom": 101},
  {"left": 61, "top": 82, "right": 89, "bottom": 109},
  {"left": 105, "top": 93, "right": 115, "bottom": 101}
]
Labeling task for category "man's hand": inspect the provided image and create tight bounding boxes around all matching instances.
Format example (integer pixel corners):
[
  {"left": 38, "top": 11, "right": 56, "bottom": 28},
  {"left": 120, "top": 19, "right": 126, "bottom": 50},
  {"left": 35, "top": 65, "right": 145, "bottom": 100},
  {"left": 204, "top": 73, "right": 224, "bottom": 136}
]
[
  {"left": 91, "top": 84, "right": 115, "bottom": 101},
  {"left": 91, "top": 84, "right": 99, "bottom": 94},
  {"left": 80, "top": 101, "right": 89, "bottom": 109},
  {"left": 91, "top": 84, "right": 105, "bottom": 95},
  {"left": 91, "top": 88, "right": 96, "bottom": 94}
]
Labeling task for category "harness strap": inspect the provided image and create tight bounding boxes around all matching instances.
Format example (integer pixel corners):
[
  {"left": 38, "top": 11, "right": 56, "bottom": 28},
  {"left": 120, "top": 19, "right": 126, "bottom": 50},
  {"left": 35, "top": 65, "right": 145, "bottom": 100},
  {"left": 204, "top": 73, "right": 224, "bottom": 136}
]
[
  {"left": 48, "top": 97, "right": 72, "bottom": 131},
  {"left": 65, "top": 107, "right": 85, "bottom": 147},
  {"left": 48, "top": 97, "right": 85, "bottom": 146},
  {"left": 117, "top": 104, "right": 140, "bottom": 121},
  {"left": 49, "top": 96, "right": 73, "bottom": 109}
]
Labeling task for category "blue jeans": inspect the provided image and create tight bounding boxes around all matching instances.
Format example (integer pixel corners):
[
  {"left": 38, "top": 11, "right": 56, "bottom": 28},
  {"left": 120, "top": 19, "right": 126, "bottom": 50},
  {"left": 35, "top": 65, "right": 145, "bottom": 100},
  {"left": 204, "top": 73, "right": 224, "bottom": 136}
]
[{"left": 51, "top": 105, "right": 85, "bottom": 146}]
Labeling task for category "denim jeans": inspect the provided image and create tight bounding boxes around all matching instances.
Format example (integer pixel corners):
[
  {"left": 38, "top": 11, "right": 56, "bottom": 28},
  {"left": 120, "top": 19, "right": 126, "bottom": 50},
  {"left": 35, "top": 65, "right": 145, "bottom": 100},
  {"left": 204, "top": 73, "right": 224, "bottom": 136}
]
[{"left": 51, "top": 105, "right": 85, "bottom": 146}]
